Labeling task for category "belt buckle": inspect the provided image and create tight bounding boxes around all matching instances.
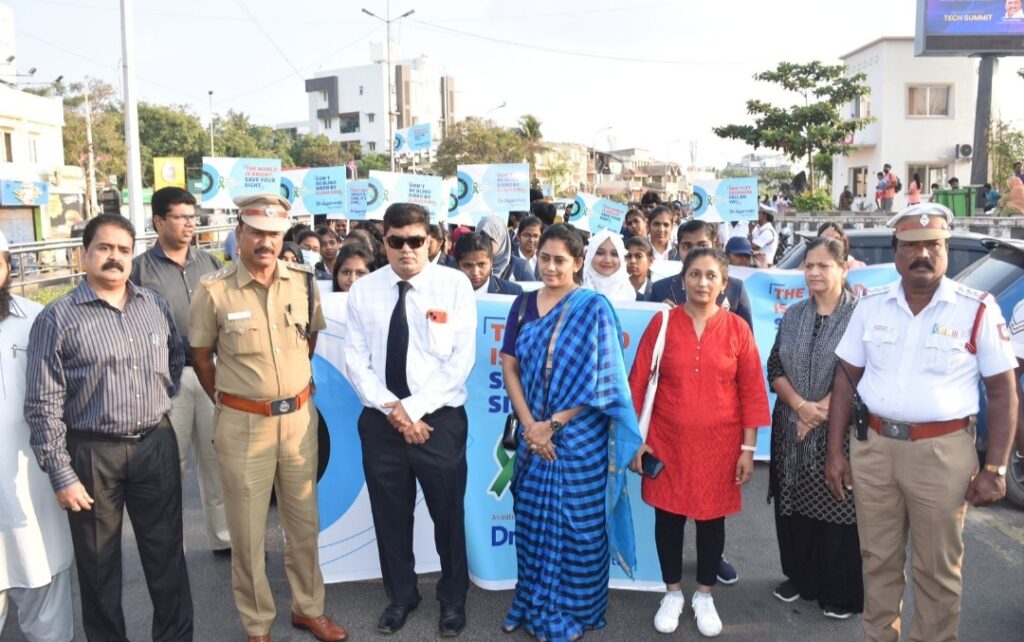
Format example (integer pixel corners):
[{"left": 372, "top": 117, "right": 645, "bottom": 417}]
[
  {"left": 881, "top": 420, "right": 911, "bottom": 441},
  {"left": 271, "top": 397, "right": 296, "bottom": 416}
]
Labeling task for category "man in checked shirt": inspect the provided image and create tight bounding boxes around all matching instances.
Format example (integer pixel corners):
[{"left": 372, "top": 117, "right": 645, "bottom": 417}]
[{"left": 24, "top": 214, "right": 192, "bottom": 642}]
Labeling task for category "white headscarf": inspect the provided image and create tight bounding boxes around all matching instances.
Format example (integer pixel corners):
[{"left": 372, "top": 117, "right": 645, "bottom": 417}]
[
  {"left": 583, "top": 229, "right": 635, "bottom": 302},
  {"left": 476, "top": 215, "right": 512, "bottom": 278}
]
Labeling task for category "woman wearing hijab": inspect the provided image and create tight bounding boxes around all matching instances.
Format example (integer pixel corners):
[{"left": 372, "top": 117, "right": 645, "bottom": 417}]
[
  {"left": 476, "top": 214, "right": 535, "bottom": 281},
  {"left": 582, "top": 229, "right": 637, "bottom": 302}
]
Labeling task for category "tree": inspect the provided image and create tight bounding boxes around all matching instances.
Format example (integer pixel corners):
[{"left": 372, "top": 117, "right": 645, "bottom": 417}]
[
  {"left": 516, "top": 114, "right": 546, "bottom": 181},
  {"left": 290, "top": 134, "right": 341, "bottom": 168},
  {"left": 138, "top": 103, "right": 208, "bottom": 185},
  {"left": 356, "top": 153, "right": 390, "bottom": 178},
  {"left": 989, "top": 119, "right": 1024, "bottom": 191},
  {"left": 812, "top": 152, "right": 833, "bottom": 191},
  {"left": 434, "top": 117, "right": 526, "bottom": 177},
  {"left": 713, "top": 61, "right": 871, "bottom": 187}
]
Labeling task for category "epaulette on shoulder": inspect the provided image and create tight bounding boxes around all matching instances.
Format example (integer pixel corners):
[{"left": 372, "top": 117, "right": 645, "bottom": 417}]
[
  {"left": 286, "top": 261, "right": 315, "bottom": 274},
  {"left": 953, "top": 282, "right": 988, "bottom": 302},
  {"left": 200, "top": 263, "right": 235, "bottom": 284},
  {"left": 862, "top": 283, "right": 895, "bottom": 298}
]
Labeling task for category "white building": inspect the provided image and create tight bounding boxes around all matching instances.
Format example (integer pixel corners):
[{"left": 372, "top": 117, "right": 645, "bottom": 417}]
[
  {"left": 833, "top": 37, "right": 978, "bottom": 211},
  {"left": 299, "top": 42, "right": 455, "bottom": 159},
  {"left": 0, "top": 4, "right": 81, "bottom": 243}
]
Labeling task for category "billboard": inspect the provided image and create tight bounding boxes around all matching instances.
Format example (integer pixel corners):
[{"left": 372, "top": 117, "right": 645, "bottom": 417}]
[{"left": 916, "top": 0, "right": 1024, "bottom": 55}]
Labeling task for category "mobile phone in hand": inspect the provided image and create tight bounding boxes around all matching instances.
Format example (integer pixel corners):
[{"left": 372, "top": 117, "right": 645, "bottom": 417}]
[{"left": 641, "top": 452, "right": 665, "bottom": 479}]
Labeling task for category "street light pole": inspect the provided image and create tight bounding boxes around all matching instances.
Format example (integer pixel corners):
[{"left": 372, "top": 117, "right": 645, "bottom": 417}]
[
  {"left": 484, "top": 101, "right": 507, "bottom": 119},
  {"left": 591, "top": 126, "right": 612, "bottom": 192},
  {"left": 84, "top": 79, "right": 100, "bottom": 217},
  {"left": 361, "top": 4, "right": 414, "bottom": 173},
  {"left": 119, "top": 0, "right": 144, "bottom": 239},
  {"left": 208, "top": 90, "right": 215, "bottom": 156}
]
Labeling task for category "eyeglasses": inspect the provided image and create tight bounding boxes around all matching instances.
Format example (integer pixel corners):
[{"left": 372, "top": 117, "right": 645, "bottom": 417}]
[
  {"left": 163, "top": 214, "right": 198, "bottom": 224},
  {"left": 385, "top": 235, "right": 427, "bottom": 250}
]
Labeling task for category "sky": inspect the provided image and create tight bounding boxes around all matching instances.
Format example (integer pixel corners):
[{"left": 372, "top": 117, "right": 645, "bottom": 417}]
[{"left": 5, "top": 0, "right": 1024, "bottom": 168}]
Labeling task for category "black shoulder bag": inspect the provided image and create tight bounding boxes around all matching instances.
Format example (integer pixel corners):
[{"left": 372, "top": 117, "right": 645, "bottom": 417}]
[
  {"left": 501, "top": 293, "right": 570, "bottom": 450},
  {"left": 837, "top": 362, "right": 870, "bottom": 441}
]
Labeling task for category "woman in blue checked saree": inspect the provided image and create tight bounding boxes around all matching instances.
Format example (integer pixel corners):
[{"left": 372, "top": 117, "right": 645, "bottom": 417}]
[{"left": 499, "top": 224, "right": 644, "bottom": 642}]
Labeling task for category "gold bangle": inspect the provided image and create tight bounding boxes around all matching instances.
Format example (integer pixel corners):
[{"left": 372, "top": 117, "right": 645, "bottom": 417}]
[{"left": 796, "top": 399, "right": 807, "bottom": 412}]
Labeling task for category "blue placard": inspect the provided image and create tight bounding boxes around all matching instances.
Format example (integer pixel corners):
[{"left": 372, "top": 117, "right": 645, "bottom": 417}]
[
  {"left": 0, "top": 180, "right": 50, "bottom": 206},
  {"left": 407, "top": 123, "right": 432, "bottom": 152},
  {"left": 345, "top": 180, "right": 369, "bottom": 220},
  {"left": 692, "top": 178, "right": 759, "bottom": 222}
]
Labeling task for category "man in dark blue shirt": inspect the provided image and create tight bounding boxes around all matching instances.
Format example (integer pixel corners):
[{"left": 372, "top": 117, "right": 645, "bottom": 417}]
[{"left": 650, "top": 219, "right": 753, "bottom": 329}]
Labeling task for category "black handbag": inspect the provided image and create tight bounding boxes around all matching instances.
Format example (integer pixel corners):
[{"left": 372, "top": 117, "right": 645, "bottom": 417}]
[
  {"left": 501, "top": 292, "right": 570, "bottom": 451},
  {"left": 837, "top": 362, "right": 870, "bottom": 441}
]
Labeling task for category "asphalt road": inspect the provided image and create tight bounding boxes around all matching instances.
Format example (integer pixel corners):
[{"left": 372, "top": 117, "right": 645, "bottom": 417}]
[{"left": 4, "top": 462, "right": 1022, "bottom": 642}]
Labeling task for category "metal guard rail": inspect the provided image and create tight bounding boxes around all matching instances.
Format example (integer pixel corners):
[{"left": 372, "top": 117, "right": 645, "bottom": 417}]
[{"left": 5, "top": 224, "right": 237, "bottom": 297}]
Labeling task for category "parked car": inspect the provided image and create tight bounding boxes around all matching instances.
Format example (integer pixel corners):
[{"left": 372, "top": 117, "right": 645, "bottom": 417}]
[
  {"left": 954, "top": 239, "right": 1024, "bottom": 509},
  {"left": 776, "top": 228, "right": 992, "bottom": 278}
]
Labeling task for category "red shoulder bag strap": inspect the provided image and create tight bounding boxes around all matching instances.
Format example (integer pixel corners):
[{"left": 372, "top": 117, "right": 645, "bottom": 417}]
[{"left": 964, "top": 295, "right": 988, "bottom": 355}]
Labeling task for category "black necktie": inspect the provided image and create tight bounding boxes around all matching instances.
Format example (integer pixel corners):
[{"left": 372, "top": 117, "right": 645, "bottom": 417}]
[{"left": 385, "top": 280, "right": 412, "bottom": 399}]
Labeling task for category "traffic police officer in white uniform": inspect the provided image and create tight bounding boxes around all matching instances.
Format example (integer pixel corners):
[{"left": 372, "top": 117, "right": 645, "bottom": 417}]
[{"left": 825, "top": 203, "right": 1017, "bottom": 642}]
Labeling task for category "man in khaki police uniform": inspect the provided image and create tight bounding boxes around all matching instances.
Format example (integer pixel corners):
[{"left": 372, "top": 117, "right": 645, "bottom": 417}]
[
  {"left": 826, "top": 203, "right": 1017, "bottom": 642},
  {"left": 189, "top": 194, "right": 347, "bottom": 642}
]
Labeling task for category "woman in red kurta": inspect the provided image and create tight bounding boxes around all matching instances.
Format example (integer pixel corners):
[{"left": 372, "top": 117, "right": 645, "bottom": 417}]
[{"left": 629, "top": 248, "right": 770, "bottom": 638}]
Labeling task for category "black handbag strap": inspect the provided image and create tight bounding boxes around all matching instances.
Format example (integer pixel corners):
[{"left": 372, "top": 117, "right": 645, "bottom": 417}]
[{"left": 837, "top": 361, "right": 863, "bottom": 402}]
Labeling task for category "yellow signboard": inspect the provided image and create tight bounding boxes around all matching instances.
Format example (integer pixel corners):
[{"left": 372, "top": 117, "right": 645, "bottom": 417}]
[{"left": 153, "top": 157, "right": 186, "bottom": 190}]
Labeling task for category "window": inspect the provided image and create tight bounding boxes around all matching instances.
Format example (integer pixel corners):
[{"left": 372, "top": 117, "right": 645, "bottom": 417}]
[
  {"left": 359, "top": 85, "right": 363, "bottom": 95},
  {"left": 1, "top": 131, "right": 12, "bottom": 162},
  {"left": 851, "top": 166, "right": 868, "bottom": 198},
  {"left": 28, "top": 135, "right": 38, "bottom": 163},
  {"left": 320, "top": 90, "right": 327, "bottom": 102},
  {"left": 368, "top": 141, "right": 377, "bottom": 152},
  {"left": 367, "top": 113, "right": 375, "bottom": 123},
  {"left": 852, "top": 94, "right": 871, "bottom": 119},
  {"left": 339, "top": 113, "right": 360, "bottom": 134},
  {"left": 908, "top": 85, "right": 951, "bottom": 117},
  {"left": 907, "top": 164, "right": 948, "bottom": 193},
  {"left": 322, "top": 118, "right": 332, "bottom": 130}
]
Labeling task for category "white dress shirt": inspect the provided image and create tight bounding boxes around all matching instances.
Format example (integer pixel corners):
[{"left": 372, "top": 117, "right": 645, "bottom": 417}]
[
  {"left": 1009, "top": 299, "right": 1024, "bottom": 359},
  {"left": 344, "top": 262, "right": 476, "bottom": 423},
  {"left": 751, "top": 222, "right": 778, "bottom": 265},
  {"left": 834, "top": 278, "right": 1016, "bottom": 423},
  {"left": 517, "top": 249, "right": 537, "bottom": 275}
]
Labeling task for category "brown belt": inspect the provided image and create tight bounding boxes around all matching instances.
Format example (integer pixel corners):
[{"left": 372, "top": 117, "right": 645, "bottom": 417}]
[
  {"left": 218, "top": 385, "right": 312, "bottom": 416},
  {"left": 867, "top": 414, "right": 971, "bottom": 441}
]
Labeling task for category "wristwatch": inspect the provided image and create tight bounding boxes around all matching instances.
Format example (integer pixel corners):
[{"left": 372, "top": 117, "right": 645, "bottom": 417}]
[
  {"left": 983, "top": 463, "right": 1007, "bottom": 476},
  {"left": 549, "top": 419, "right": 563, "bottom": 433}
]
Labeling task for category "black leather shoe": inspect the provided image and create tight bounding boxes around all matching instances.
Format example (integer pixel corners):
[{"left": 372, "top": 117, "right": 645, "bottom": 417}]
[
  {"left": 377, "top": 602, "right": 418, "bottom": 634},
  {"left": 439, "top": 605, "right": 466, "bottom": 638}
]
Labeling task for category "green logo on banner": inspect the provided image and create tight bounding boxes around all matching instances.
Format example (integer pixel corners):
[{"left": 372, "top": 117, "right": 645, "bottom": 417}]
[{"left": 488, "top": 437, "right": 515, "bottom": 500}]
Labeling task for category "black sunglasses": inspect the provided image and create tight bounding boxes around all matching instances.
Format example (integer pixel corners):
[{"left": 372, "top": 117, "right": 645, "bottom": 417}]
[{"left": 385, "top": 235, "right": 427, "bottom": 250}]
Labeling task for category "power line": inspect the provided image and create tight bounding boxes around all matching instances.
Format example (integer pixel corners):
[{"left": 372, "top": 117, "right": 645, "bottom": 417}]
[
  {"left": 26, "top": 0, "right": 376, "bottom": 26},
  {"left": 214, "top": 25, "right": 382, "bottom": 104},
  {"left": 233, "top": 0, "right": 304, "bottom": 80},
  {"left": 408, "top": 19, "right": 755, "bottom": 65},
  {"left": 14, "top": 29, "right": 282, "bottom": 122}
]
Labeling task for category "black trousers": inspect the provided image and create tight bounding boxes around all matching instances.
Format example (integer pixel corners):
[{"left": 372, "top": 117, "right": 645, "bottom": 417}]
[
  {"left": 654, "top": 508, "right": 725, "bottom": 588},
  {"left": 358, "top": 405, "right": 469, "bottom": 608},
  {"left": 775, "top": 506, "right": 863, "bottom": 612},
  {"left": 66, "top": 423, "right": 193, "bottom": 642}
]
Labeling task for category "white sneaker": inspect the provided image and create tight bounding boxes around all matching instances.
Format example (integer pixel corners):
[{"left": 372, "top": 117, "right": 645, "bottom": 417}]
[
  {"left": 692, "top": 591, "right": 722, "bottom": 637},
  {"left": 653, "top": 592, "right": 686, "bottom": 633}
]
